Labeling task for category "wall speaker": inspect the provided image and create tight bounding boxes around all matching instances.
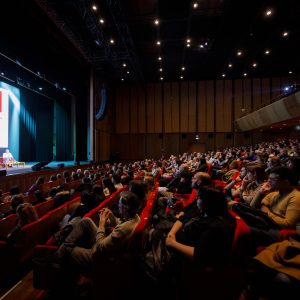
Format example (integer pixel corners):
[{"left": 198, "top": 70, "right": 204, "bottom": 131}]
[
  {"left": 0, "top": 170, "right": 7, "bottom": 176},
  {"left": 31, "top": 161, "right": 49, "bottom": 171}
]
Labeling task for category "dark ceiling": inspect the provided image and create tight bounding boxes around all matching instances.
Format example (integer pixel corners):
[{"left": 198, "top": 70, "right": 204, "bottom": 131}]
[{"left": 1, "top": 0, "right": 299, "bottom": 86}]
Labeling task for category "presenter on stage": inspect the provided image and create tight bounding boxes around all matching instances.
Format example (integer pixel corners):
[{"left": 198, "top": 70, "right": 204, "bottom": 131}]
[{"left": 3, "top": 149, "right": 14, "bottom": 168}]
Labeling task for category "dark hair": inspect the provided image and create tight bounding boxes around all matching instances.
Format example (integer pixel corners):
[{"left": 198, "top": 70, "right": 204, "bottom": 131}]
[
  {"left": 269, "top": 166, "right": 295, "bottom": 184},
  {"left": 10, "top": 185, "right": 20, "bottom": 195},
  {"left": 198, "top": 187, "right": 228, "bottom": 217},
  {"left": 10, "top": 194, "right": 24, "bottom": 211},
  {"left": 119, "top": 191, "right": 140, "bottom": 217},
  {"left": 129, "top": 180, "right": 148, "bottom": 203}
]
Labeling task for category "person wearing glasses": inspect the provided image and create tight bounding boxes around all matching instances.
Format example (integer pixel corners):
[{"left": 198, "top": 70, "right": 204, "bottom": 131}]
[{"left": 251, "top": 166, "right": 300, "bottom": 247}]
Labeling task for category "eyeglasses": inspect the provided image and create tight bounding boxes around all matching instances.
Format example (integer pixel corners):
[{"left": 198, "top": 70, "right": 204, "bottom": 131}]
[{"left": 268, "top": 176, "right": 280, "bottom": 181}]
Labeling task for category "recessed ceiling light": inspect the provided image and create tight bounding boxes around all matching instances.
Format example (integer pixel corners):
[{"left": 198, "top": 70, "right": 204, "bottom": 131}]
[
  {"left": 159, "top": 68, "right": 163, "bottom": 72},
  {"left": 181, "top": 66, "right": 185, "bottom": 71},
  {"left": 157, "top": 41, "right": 161, "bottom": 45},
  {"left": 199, "top": 44, "right": 204, "bottom": 48},
  {"left": 123, "top": 63, "right": 127, "bottom": 67},
  {"left": 289, "top": 70, "right": 293, "bottom": 74},
  {"left": 110, "top": 39, "right": 115, "bottom": 44},
  {"left": 265, "top": 49, "right": 270, "bottom": 55},
  {"left": 186, "top": 39, "right": 191, "bottom": 43},
  {"left": 154, "top": 19, "right": 159, "bottom": 25},
  {"left": 99, "top": 18, "right": 104, "bottom": 24},
  {"left": 160, "top": 77, "right": 164, "bottom": 80},
  {"left": 126, "top": 71, "right": 130, "bottom": 74},
  {"left": 158, "top": 56, "right": 162, "bottom": 61},
  {"left": 243, "top": 73, "right": 247, "bottom": 77},
  {"left": 222, "top": 74, "right": 226, "bottom": 78},
  {"left": 265, "top": 9, "right": 273, "bottom": 16},
  {"left": 237, "top": 50, "right": 242, "bottom": 56},
  {"left": 186, "top": 44, "right": 190, "bottom": 48},
  {"left": 228, "top": 64, "right": 232, "bottom": 68},
  {"left": 121, "top": 78, "right": 124, "bottom": 81},
  {"left": 180, "top": 76, "right": 183, "bottom": 79},
  {"left": 252, "top": 63, "right": 257, "bottom": 68},
  {"left": 282, "top": 31, "right": 289, "bottom": 37},
  {"left": 193, "top": 3, "right": 198, "bottom": 9},
  {"left": 0, "top": 72, "right": 4, "bottom": 76},
  {"left": 92, "top": 5, "right": 97, "bottom": 11}
]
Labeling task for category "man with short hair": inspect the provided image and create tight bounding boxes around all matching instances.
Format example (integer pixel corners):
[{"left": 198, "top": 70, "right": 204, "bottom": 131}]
[{"left": 251, "top": 166, "right": 300, "bottom": 246}]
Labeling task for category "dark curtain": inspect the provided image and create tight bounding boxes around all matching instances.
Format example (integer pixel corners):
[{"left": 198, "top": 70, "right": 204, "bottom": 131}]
[
  {"left": 55, "top": 98, "right": 72, "bottom": 161},
  {"left": 19, "top": 89, "right": 53, "bottom": 162}
]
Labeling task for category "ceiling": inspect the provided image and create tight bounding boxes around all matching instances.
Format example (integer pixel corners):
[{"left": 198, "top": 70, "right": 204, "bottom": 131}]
[{"left": 1, "top": 0, "right": 299, "bottom": 86}]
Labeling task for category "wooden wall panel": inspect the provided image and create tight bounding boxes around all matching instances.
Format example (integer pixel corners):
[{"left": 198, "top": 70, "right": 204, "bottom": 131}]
[
  {"left": 130, "top": 87, "right": 138, "bottom": 133},
  {"left": 115, "top": 87, "right": 130, "bottom": 133},
  {"left": 262, "top": 78, "right": 271, "bottom": 106},
  {"left": 129, "top": 135, "right": 146, "bottom": 160},
  {"left": 215, "top": 80, "right": 224, "bottom": 132},
  {"left": 171, "top": 83, "right": 180, "bottom": 132},
  {"left": 137, "top": 86, "right": 146, "bottom": 133},
  {"left": 146, "top": 134, "right": 162, "bottom": 158},
  {"left": 206, "top": 81, "right": 214, "bottom": 132},
  {"left": 224, "top": 80, "right": 232, "bottom": 131},
  {"left": 147, "top": 83, "right": 155, "bottom": 133},
  {"left": 154, "top": 83, "right": 163, "bottom": 133},
  {"left": 243, "top": 79, "right": 252, "bottom": 113},
  {"left": 253, "top": 78, "right": 262, "bottom": 110},
  {"left": 198, "top": 81, "right": 206, "bottom": 131},
  {"left": 271, "top": 78, "right": 281, "bottom": 100},
  {"left": 188, "top": 81, "right": 197, "bottom": 132},
  {"left": 115, "top": 88, "right": 123, "bottom": 133},
  {"left": 164, "top": 134, "right": 180, "bottom": 157},
  {"left": 180, "top": 82, "right": 189, "bottom": 132},
  {"left": 96, "top": 130, "right": 110, "bottom": 161},
  {"left": 164, "top": 83, "right": 172, "bottom": 132},
  {"left": 234, "top": 79, "right": 243, "bottom": 119}
]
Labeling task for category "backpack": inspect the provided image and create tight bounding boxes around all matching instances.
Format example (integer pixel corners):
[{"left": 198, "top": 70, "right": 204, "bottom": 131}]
[{"left": 142, "top": 227, "right": 173, "bottom": 281}]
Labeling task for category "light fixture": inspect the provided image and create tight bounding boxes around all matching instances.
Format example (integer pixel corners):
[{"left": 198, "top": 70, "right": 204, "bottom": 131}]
[
  {"left": 222, "top": 74, "right": 226, "bottom": 78},
  {"left": 193, "top": 3, "right": 198, "bottom": 9},
  {"left": 180, "top": 76, "right": 183, "bottom": 79},
  {"left": 265, "top": 49, "right": 270, "bottom": 55},
  {"left": 237, "top": 50, "right": 242, "bottom": 56},
  {"left": 265, "top": 9, "right": 273, "bottom": 16},
  {"left": 158, "top": 56, "right": 162, "bottom": 61},
  {"left": 228, "top": 63, "right": 232, "bottom": 68},
  {"left": 160, "top": 77, "right": 164, "bottom": 80},
  {"left": 126, "top": 71, "right": 130, "bottom": 74},
  {"left": 110, "top": 39, "right": 115, "bottom": 44},
  {"left": 289, "top": 70, "right": 293, "bottom": 74},
  {"left": 92, "top": 5, "right": 97, "bottom": 11},
  {"left": 123, "top": 63, "right": 127, "bottom": 67},
  {"left": 282, "top": 31, "right": 289, "bottom": 37},
  {"left": 121, "top": 78, "right": 124, "bottom": 81},
  {"left": 186, "top": 44, "right": 190, "bottom": 48},
  {"left": 252, "top": 63, "right": 257, "bottom": 68},
  {"left": 99, "top": 18, "right": 104, "bottom": 24},
  {"left": 243, "top": 73, "right": 247, "bottom": 77},
  {"left": 186, "top": 39, "right": 191, "bottom": 43},
  {"left": 181, "top": 66, "right": 185, "bottom": 71},
  {"left": 157, "top": 41, "right": 161, "bottom": 45},
  {"left": 154, "top": 19, "right": 159, "bottom": 25},
  {"left": 159, "top": 68, "right": 163, "bottom": 72}
]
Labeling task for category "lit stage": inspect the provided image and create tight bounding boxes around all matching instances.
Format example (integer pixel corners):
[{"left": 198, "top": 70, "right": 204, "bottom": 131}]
[{"left": 2, "top": 161, "right": 91, "bottom": 176}]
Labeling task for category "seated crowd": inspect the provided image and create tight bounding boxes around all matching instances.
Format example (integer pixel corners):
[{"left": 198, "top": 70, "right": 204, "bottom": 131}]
[{"left": 0, "top": 138, "right": 300, "bottom": 299}]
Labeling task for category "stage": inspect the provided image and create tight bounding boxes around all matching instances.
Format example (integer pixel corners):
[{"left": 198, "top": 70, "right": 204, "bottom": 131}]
[{"left": 2, "top": 161, "right": 91, "bottom": 176}]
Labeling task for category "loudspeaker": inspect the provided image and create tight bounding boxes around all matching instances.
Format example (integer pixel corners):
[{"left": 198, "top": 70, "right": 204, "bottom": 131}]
[
  {"left": 0, "top": 170, "right": 7, "bottom": 176},
  {"left": 31, "top": 161, "right": 49, "bottom": 171},
  {"left": 57, "top": 163, "right": 64, "bottom": 168}
]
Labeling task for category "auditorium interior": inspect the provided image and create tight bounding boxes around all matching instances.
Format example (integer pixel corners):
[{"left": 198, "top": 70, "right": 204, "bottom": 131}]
[{"left": 0, "top": 0, "right": 300, "bottom": 299}]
